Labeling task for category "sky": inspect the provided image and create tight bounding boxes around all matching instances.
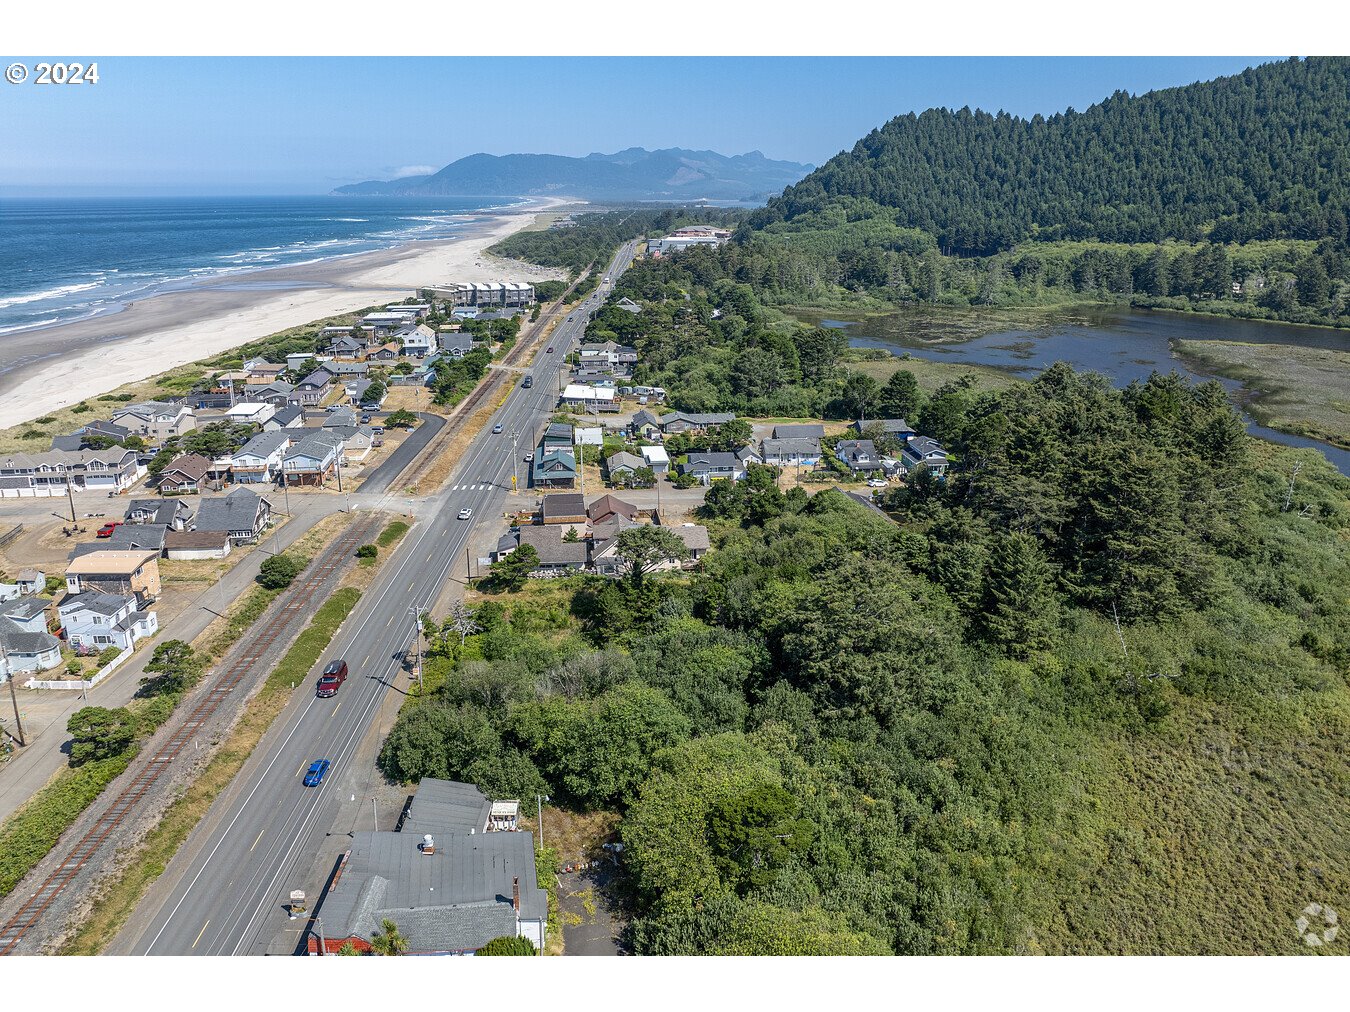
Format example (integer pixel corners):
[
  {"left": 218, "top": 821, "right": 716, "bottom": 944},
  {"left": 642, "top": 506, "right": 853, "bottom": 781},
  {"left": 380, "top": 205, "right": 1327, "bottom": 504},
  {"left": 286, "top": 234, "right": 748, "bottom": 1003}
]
[{"left": 0, "top": 56, "right": 1281, "bottom": 196}]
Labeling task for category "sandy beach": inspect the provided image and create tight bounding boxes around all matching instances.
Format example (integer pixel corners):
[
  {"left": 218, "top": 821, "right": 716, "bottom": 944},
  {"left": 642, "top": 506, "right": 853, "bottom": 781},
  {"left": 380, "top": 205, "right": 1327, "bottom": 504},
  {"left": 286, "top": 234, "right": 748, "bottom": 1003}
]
[{"left": 0, "top": 197, "right": 572, "bottom": 429}]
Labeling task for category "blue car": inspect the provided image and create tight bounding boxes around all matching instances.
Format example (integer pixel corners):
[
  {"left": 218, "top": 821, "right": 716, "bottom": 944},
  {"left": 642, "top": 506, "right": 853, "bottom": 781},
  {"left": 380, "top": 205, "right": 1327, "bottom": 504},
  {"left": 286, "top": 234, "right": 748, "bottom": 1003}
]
[{"left": 303, "top": 759, "right": 331, "bottom": 787}]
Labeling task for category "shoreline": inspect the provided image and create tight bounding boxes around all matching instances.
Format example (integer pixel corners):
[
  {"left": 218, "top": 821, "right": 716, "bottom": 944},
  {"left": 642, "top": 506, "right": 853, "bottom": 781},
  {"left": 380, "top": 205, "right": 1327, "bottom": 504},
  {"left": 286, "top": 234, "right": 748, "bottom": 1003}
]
[{"left": 0, "top": 196, "right": 573, "bottom": 429}]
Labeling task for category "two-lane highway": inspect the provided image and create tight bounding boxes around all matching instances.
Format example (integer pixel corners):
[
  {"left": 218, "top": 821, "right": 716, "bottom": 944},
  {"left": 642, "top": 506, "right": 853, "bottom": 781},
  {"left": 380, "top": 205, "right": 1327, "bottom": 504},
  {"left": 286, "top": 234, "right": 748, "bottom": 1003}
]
[{"left": 115, "top": 240, "right": 638, "bottom": 956}]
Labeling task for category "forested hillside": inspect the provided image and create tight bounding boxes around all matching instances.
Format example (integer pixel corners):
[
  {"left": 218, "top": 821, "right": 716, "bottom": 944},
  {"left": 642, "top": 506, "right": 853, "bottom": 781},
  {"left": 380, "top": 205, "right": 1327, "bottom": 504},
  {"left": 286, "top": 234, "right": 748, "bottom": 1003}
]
[
  {"left": 753, "top": 57, "right": 1350, "bottom": 254},
  {"left": 726, "top": 57, "right": 1350, "bottom": 326}
]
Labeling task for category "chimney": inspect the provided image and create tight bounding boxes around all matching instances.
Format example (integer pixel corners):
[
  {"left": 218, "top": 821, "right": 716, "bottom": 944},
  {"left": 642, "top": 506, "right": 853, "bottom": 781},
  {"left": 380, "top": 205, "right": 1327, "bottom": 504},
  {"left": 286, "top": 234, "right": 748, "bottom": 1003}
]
[{"left": 512, "top": 876, "right": 520, "bottom": 911}]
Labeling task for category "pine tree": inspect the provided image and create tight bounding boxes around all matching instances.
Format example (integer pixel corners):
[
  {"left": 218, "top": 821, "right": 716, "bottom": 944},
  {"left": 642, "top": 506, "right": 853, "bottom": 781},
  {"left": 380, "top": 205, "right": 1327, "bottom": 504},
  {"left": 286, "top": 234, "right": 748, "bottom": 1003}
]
[{"left": 981, "top": 532, "right": 1059, "bottom": 657}]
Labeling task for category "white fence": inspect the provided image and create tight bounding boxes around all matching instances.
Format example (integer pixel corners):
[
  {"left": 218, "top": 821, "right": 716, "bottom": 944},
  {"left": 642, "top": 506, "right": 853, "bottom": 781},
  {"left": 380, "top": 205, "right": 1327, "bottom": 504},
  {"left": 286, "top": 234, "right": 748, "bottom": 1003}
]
[{"left": 24, "top": 648, "right": 131, "bottom": 691}]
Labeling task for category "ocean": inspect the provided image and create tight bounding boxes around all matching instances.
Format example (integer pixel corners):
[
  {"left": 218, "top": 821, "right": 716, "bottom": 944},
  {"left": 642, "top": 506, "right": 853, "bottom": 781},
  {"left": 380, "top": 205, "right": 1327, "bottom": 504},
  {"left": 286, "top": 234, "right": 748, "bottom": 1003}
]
[{"left": 0, "top": 195, "right": 521, "bottom": 336}]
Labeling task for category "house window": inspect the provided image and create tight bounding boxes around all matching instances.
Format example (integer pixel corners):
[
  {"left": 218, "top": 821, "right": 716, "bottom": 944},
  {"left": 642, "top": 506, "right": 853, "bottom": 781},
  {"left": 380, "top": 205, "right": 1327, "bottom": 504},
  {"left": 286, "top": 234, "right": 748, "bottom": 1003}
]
[{"left": 94, "top": 635, "right": 112, "bottom": 644}]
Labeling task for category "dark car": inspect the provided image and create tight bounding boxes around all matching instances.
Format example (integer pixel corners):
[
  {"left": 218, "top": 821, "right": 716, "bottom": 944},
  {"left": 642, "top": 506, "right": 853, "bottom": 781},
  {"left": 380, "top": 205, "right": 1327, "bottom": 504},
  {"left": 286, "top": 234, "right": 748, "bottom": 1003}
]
[
  {"left": 360, "top": 413, "right": 371, "bottom": 424},
  {"left": 303, "top": 759, "right": 331, "bottom": 787},
  {"left": 546, "top": 346, "right": 554, "bottom": 353},
  {"left": 316, "top": 659, "right": 347, "bottom": 697}
]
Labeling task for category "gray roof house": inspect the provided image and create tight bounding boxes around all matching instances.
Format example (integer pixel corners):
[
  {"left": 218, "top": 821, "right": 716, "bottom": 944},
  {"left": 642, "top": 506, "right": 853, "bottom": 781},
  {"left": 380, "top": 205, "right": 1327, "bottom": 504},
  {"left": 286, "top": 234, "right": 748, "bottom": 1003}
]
[
  {"left": 439, "top": 331, "right": 475, "bottom": 357},
  {"left": 0, "top": 596, "right": 51, "bottom": 635},
  {"left": 309, "top": 779, "right": 547, "bottom": 954},
  {"left": 261, "top": 404, "right": 305, "bottom": 431},
  {"left": 660, "top": 411, "right": 736, "bottom": 434},
  {"left": 230, "top": 430, "right": 295, "bottom": 483},
  {"left": 605, "top": 451, "right": 646, "bottom": 479},
  {"left": 514, "top": 525, "right": 589, "bottom": 572},
  {"left": 761, "top": 436, "right": 822, "bottom": 466},
  {"left": 0, "top": 617, "right": 62, "bottom": 681},
  {"left": 853, "top": 418, "right": 915, "bottom": 439},
  {"left": 835, "top": 439, "right": 883, "bottom": 472},
  {"left": 294, "top": 368, "right": 335, "bottom": 405},
  {"left": 195, "top": 487, "right": 274, "bottom": 544},
  {"left": 772, "top": 423, "right": 826, "bottom": 440},
  {"left": 123, "top": 498, "right": 194, "bottom": 531},
  {"left": 678, "top": 451, "right": 748, "bottom": 484},
  {"left": 72, "top": 525, "right": 167, "bottom": 560},
  {"left": 899, "top": 435, "right": 950, "bottom": 476}
]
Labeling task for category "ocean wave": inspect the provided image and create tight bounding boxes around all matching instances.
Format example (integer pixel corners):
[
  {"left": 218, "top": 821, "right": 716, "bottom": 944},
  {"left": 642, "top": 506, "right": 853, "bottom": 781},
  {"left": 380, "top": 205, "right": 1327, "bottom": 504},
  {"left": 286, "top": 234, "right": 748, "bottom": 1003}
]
[
  {"left": 0, "top": 317, "right": 61, "bottom": 335},
  {"left": 0, "top": 280, "right": 103, "bottom": 311},
  {"left": 323, "top": 217, "right": 369, "bottom": 222}
]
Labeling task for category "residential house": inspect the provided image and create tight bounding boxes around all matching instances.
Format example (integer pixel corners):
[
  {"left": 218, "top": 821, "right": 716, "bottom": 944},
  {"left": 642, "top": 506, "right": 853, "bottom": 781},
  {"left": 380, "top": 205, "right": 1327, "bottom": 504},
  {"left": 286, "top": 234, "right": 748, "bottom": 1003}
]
[
  {"left": 559, "top": 384, "right": 617, "bottom": 411},
  {"left": 852, "top": 418, "right": 915, "bottom": 441},
  {"left": 326, "top": 425, "right": 376, "bottom": 463},
  {"left": 164, "top": 530, "right": 233, "bottom": 561},
  {"left": 253, "top": 381, "right": 298, "bottom": 407},
  {"left": 539, "top": 492, "right": 588, "bottom": 526},
  {"left": 761, "top": 437, "right": 822, "bottom": 466},
  {"left": 195, "top": 487, "right": 274, "bottom": 544},
  {"left": 225, "top": 402, "right": 275, "bottom": 427},
  {"left": 589, "top": 514, "right": 643, "bottom": 576},
  {"left": 613, "top": 297, "right": 643, "bottom": 314},
  {"left": 287, "top": 351, "right": 320, "bottom": 372},
  {"left": 588, "top": 494, "right": 639, "bottom": 525},
  {"left": 899, "top": 435, "right": 950, "bottom": 477},
  {"left": 439, "top": 331, "right": 475, "bottom": 358},
  {"left": 605, "top": 451, "right": 646, "bottom": 481},
  {"left": 64, "top": 550, "right": 161, "bottom": 603},
  {"left": 398, "top": 324, "right": 436, "bottom": 357},
  {"left": 834, "top": 439, "right": 883, "bottom": 473},
  {"left": 328, "top": 334, "right": 369, "bottom": 357},
  {"left": 0, "top": 446, "right": 143, "bottom": 498},
  {"left": 323, "top": 407, "right": 359, "bottom": 430},
  {"left": 573, "top": 426, "right": 603, "bottom": 447},
  {"left": 325, "top": 361, "right": 370, "bottom": 380},
  {"left": 230, "top": 431, "right": 295, "bottom": 484},
  {"left": 531, "top": 449, "right": 578, "bottom": 489},
  {"left": 660, "top": 411, "right": 735, "bottom": 434},
  {"left": 71, "top": 525, "right": 167, "bottom": 561},
  {"left": 14, "top": 570, "right": 46, "bottom": 597},
  {"left": 577, "top": 341, "right": 638, "bottom": 373},
  {"left": 384, "top": 302, "right": 430, "bottom": 318},
  {"left": 156, "top": 453, "right": 214, "bottom": 494},
  {"left": 111, "top": 401, "right": 196, "bottom": 443},
  {"left": 58, "top": 591, "right": 158, "bottom": 654},
  {"left": 639, "top": 445, "right": 670, "bottom": 475},
  {"left": 294, "top": 368, "right": 336, "bottom": 406},
  {"left": 307, "top": 779, "right": 548, "bottom": 955},
  {"left": 0, "top": 596, "right": 52, "bottom": 636},
  {"left": 282, "top": 432, "right": 342, "bottom": 487},
  {"left": 678, "top": 451, "right": 748, "bottom": 485},
  {"left": 513, "top": 524, "right": 589, "bottom": 572},
  {"left": 541, "top": 423, "right": 574, "bottom": 452},
  {"left": 365, "top": 341, "right": 402, "bottom": 362},
  {"left": 0, "top": 615, "right": 62, "bottom": 681},
  {"left": 76, "top": 418, "right": 134, "bottom": 445},
  {"left": 772, "top": 423, "right": 826, "bottom": 440},
  {"left": 49, "top": 434, "right": 88, "bottom": 452},
  {"left": 123, "top": 498, "right": 194, "bottom": 531},
  {"left": 243, "top": 358, "right": 286, "bottom": 381},
  {"left": 261, "top": 405, "right": 305, "bottom": 432}
]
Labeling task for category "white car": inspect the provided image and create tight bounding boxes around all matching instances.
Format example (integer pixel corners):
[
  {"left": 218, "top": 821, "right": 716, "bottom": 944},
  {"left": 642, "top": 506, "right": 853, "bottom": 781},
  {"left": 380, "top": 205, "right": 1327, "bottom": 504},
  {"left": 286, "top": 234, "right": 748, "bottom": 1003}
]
[
  {"left": 456, "top": 508, "right": 473, "bottom": 520},
  {"left": 523, "top": 452, "right": 534, "bottom": 462},
  {"left": 866, "top": 478, "right": 889, "bottom": 488}
]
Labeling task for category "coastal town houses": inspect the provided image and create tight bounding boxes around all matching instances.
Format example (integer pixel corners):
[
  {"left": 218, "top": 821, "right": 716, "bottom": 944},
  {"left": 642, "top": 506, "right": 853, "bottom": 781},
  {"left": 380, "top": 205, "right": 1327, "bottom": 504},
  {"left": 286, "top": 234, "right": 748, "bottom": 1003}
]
[
  {"left": 559, "top": 384, "right": 618, "bottom": 411},
  {"left": 58, "top": 590, "right": 158, "bottom": 655},
  {"left": 307, "top": 779, "right": 547, "bottom": 955},
  {"left": 195, "top": 487, "right": 274, "bottom": 544},
  {"left": 328, "top": 334, "right": 369, "bottom": 357},
  {"left": 631, "top": 409, "right": 663, "bottom": 441},
  {"left": 294, "top": 367, "right": 336, "bottom": 406},
  {"left": 677, "top": 449, "right": 758, "bottom": 485},
  {"left": 0, "top": 611, "right": 62, "bottom": 682},
  {"left": 123, "top": 498, "right": 194, "bottom": 531},
  {"left": 852, "top": 418, "right": 915, "bottom": 441},
  {"left": 224, "top": 402, "right": 275, "bottom": 428},
  {"left": 164, "top": 530, "right": 233, "bottom": 561},
  {"left": 430, "top": 281, "right": 537, "bottom": 309},
  {"left": 283, "top": 432, "right": 342, "bottom": 487},
  {"left": 587, "top": 494, "right": 639, "bottom": 526},
  {"left": 899, "top": 435, "right": 951, "bottom": 477},
  {"left": 539, "top": 492, "right": 588, "bottom": 527},
  {"left": 577, "top": 341, "right": 639, "bottom": 374},
  {"left": 398, "top": 324, "right": 436, "bottom": 357},
  {"left": 111, "top": 400, "right": 197, "bottom": 443},
  {"left": 531, "top": 449, "right": 578, "bottom": 489},
  {"left": 72, "top": 524, "right": 167, "bottom": 560},
  {"left": 64, "top": 549, "right": 162, "bottom": 604},
  {"left": 438, "top": 331, "right": 475, "bottom": 358},
  {"left": 230, "top": 430, "right": 294, "bottom": 483},
  {"left": 660, "top": 410, "right": 736, "bottom": 434},
  {"left": 0, "top": 569, "right": 46, "bottom": 601},
  {"left": 0, "top": 446, "right": 143, "bottom": 498},
  {"left": 640, "top": 445, "right": 670, "bottom": 475},
  {"left": 835, "top": 439, "right": 884, "bottom": 473},
  {"left": 508, "top": 524, "right": 590, "bottom": 574},
  {"left": 156, "top": 453, "right": 215, "bottom": 494},
  {"left": 762, "top": 436, "right": 822, "bottom": 467},
  {"left": 261, "top": 405, "right": 306, "bottom": 432},
  {"left": 604, "top": 451, "right": 646, "bottom": 483}
]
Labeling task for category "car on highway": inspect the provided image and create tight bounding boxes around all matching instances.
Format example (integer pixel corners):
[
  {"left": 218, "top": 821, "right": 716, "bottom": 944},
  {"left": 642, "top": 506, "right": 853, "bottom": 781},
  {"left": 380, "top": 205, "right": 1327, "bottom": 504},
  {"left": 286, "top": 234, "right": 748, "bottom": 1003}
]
[
  {"left": 457, "top": 508, "right": 473, "bottom": 521},
  {"left": 546, "top": 346, "right": 554, "bottom": 353},
  {"left": 492, "top": 423, "right": 503, "bottom": 434},
  {"left": 522, "top": 375, "right": 533, "bottom": 388},
  {"left": 303, "top": 759, "right": 331, "bottom": 787},
  {"left": 523, "top": 452, "right": 534, "bottom": 462},
  {"left": 866, "top": 478, "right": 889, "bottom": 488},
  {"left": 316, "top": 659, "right": 347, "bottom": 697}
]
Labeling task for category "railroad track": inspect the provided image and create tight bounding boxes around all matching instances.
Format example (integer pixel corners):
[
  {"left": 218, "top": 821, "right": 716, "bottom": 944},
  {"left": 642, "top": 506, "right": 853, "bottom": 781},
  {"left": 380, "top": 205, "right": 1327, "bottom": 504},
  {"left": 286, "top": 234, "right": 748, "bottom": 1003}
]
[{"left": 0, "top": 514, "right": 380, "bottom": 955}]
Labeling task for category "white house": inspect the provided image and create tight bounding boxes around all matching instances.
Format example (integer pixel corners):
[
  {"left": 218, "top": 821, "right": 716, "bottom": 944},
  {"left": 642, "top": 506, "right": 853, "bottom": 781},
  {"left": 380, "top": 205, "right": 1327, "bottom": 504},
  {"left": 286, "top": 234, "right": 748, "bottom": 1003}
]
[
  {"left": 574, "top": 427, "right": 604, "bottom": 447},
  {"left": 231, "top": 430, "right": 295, "bottom": 484},
  {"left": 58, "top": 591, "right": 158, "bottom": 654},
  {"left": 398, "top": 324, "right": 436, "bottom": 357},
  {"left": 560, "top": 385, "right": 617, "bottom": 410},
  {"left": 225, "top": 401, "right": 276, "bottom": 427},
  {"left": 639, "top": 445, "right": 671, "bottom": 475}
]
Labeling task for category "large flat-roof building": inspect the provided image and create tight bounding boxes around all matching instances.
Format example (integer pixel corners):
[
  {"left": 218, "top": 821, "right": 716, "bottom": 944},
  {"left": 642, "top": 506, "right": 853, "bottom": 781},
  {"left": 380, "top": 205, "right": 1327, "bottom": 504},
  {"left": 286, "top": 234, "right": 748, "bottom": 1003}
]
[{"left": 428, "top": 282, "right": 536, "bottom": 308}]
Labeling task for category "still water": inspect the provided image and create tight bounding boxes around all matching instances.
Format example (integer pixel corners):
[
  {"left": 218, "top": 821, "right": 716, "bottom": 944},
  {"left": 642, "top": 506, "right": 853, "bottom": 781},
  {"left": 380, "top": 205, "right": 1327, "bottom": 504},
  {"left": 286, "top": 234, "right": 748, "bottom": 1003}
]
[{"left": 799, "top": 305, "right": 1350, "bottom": 476}]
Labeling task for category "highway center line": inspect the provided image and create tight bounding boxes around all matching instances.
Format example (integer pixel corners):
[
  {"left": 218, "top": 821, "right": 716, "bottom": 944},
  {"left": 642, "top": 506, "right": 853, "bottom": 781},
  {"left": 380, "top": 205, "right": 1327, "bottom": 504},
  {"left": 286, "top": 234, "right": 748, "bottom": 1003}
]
[
  {"left": 249, "top": 830, "right": 265, "bottom": 853},
  {"left": 192, "top": 920, "right": 210, "bottom": 949}
]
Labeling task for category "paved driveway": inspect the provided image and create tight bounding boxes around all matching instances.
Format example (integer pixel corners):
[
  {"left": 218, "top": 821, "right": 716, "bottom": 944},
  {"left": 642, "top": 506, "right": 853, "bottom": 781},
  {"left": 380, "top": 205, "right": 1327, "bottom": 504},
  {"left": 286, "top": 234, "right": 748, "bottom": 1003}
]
[{"left": 559, "top": 862, "right": 624, "bottom": 956}]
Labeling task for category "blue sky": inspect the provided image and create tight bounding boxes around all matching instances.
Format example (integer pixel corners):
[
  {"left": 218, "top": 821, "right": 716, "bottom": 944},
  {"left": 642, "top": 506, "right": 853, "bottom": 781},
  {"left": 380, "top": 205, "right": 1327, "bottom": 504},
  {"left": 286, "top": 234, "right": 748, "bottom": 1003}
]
[{"left": 0, "top": 56, "right": 1279, "bottom": 195}]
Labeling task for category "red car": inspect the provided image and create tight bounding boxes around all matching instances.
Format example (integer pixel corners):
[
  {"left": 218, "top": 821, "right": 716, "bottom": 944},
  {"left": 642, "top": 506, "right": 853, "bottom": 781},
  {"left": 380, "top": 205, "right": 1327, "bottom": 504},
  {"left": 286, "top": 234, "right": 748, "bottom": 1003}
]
[
  {"left": 96, "top": 521, "right": 123, "bottom": 538},
  {"left": 316, "top": 659, "right": 348, "bottom": 697}
]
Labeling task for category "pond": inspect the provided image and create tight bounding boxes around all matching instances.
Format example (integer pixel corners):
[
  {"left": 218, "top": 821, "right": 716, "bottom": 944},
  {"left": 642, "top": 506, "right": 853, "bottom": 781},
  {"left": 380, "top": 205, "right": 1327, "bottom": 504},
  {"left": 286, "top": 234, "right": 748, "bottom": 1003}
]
[{"left": 797, "top": 305, "right": 1350, "bottom": 476}]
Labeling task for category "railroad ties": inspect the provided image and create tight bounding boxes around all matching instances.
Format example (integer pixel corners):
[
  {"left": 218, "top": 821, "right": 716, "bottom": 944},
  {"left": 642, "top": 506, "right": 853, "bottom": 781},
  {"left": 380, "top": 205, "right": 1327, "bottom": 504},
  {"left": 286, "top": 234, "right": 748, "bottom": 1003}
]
[{"left": 0, "top": 515, "right": 381, "bottom": 955}]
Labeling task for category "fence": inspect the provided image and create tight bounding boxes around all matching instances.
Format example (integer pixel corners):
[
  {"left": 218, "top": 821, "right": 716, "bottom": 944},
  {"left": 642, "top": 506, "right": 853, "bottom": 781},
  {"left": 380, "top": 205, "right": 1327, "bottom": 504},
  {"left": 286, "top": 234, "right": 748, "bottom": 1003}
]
[{"left": 24, "top": 648, "right": 130, "bottom": 691}]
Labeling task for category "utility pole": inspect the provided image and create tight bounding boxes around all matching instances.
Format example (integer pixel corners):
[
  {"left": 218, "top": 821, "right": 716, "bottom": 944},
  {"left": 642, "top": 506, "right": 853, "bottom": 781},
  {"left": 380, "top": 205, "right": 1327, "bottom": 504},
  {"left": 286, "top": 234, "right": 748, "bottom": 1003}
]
[
  {"left": 5, "top": 645, "right": 26, "bottom": 746},
  {"left": 409, "top": 605, "right": 423, "bottom": 691},
  {"left": 465, "top": 546, "right": 472, "bottom": 584},
  {"left": 66, "top": 478, "right": 76, "bottom": 523},
  {"left": 511, "top": 430, "right": 519, "bottom": 493},
  {"left": 372, "top": 798, "right": 378, "bottom": 831}
]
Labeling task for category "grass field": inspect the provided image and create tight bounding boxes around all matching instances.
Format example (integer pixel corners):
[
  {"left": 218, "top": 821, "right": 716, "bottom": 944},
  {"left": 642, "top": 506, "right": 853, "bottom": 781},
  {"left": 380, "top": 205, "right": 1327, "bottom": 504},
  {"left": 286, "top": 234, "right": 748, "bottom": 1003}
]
[{"left": 1175, "top": 340, "right": 1350, "bottom": 449}]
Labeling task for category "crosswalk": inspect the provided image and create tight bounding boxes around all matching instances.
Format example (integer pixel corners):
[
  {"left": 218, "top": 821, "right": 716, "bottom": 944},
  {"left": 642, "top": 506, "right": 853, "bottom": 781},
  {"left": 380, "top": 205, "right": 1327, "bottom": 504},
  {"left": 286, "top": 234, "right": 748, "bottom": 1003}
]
[{"left": 450, "top": 484, "right": 493, "bottom": 491}]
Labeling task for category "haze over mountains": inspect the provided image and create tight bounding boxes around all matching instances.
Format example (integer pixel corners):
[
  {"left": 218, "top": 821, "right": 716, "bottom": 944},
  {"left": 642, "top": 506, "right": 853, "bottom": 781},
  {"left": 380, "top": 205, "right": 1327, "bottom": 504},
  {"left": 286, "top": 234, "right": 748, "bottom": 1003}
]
[{"left": 334, "top": 147, "right": 814, "bottom": 203}]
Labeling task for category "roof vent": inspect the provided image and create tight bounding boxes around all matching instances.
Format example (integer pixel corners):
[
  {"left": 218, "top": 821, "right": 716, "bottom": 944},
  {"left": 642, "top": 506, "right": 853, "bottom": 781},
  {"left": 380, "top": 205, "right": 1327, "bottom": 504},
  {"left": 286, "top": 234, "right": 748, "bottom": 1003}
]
[{"left": 420, "top": 834, "right": 435, "bottom": 855}]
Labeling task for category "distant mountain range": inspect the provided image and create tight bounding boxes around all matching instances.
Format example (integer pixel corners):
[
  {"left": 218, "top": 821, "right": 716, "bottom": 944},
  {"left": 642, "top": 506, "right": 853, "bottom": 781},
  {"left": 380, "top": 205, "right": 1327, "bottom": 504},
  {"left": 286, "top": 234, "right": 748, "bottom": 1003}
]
[{"left": 333, "top": 148, "right": 814, "bottom": 202}]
